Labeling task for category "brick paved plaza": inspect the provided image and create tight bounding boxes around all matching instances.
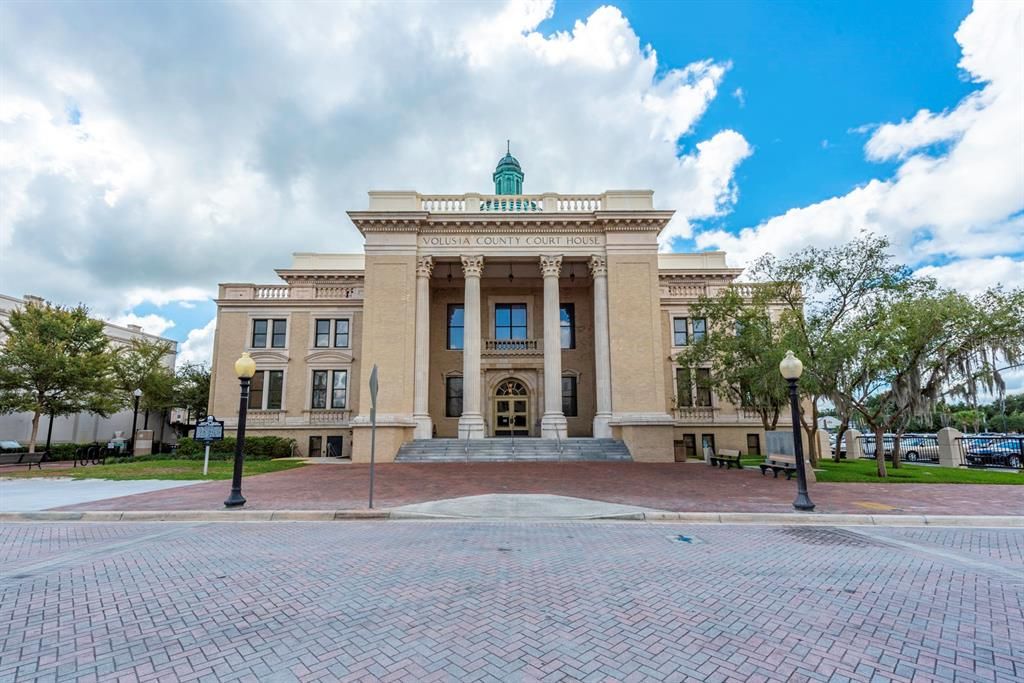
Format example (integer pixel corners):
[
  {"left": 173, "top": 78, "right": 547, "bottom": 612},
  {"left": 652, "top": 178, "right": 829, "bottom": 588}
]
[
  {"left": 54, "top": 463, "right": 1024, "bottom": 516},
  {"left": 1, "top": 521, "right": 1022, "bottom": 682}
]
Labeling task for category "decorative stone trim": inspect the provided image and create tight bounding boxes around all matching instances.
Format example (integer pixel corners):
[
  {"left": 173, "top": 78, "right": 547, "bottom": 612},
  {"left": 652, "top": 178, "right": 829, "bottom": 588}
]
[
  {"left": 460, "top": 255, "right": 484, "bottom": 278},
  {"left": 539, "top": 254, "right": 563, "bottom": 278},
  {"left": 588, "top": 254, "right": 607, "bottom": 278},
  {"left": 416, "top": 256, "right": 434, "bottom": 278}
]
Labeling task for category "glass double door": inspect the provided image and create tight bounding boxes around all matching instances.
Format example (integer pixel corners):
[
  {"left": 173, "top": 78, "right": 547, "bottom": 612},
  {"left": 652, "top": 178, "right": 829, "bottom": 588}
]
[{"left": 493, "top": 379, "right": 529, "bottom": 437}]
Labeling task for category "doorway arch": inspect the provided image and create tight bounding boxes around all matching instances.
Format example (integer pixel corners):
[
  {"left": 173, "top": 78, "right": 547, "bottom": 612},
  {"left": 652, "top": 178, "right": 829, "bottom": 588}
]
[{"left": 493, "top": 378, "right": 529, "bottom": 437}]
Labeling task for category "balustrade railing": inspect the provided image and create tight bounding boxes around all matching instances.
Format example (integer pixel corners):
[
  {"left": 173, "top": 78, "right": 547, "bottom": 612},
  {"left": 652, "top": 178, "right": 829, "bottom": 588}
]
[
  {"left": 674, "top": 406, "right": 715, "bottom": 421},
  {"left": 305, "top": 409, "right": 353, "bottom": 425},
  {"left": 483, "top": 339, "right": 542, "bottom": 355},
  {"left": 255, "top": 286, "right": 289, "bottom": 299},
  {"left": 417, "top": 193, "right": 604, "bottom": 213}
]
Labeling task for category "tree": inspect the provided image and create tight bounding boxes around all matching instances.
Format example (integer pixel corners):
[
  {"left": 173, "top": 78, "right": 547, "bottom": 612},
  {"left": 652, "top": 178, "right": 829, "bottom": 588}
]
[
  {"left": 674, "top": 285, "right": 788, "bottom": 431},
  {"left": 748, "top": 233, "right": 913, "bottom": 465},
  {"left": 174, "top": 362, "right": 211, "bottom": 429},
  {"left": 113, "top": 338, "right": 177, "bottom": 428},
  {"left": 0, "top": 301, "right": 119, "bottom": 452},
  {"left": 843, "top": 285, "right": 1024, "bottom": 476},
  {"left": 952, "top": 409, "right": 985, "bottom": 433}
]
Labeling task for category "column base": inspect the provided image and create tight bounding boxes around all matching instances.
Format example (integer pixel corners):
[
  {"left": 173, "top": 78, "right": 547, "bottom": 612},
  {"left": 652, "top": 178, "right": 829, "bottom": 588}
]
[
  {"left": 413, "top": 414, "right": 433, "bottom": 440},
  {"left": 458, "top": 413, "right": 486, "bottom": 440},
  {"left": 541, "top": 413, "right": 568, "bottom": 440},
  {"left": 592, "top": 413, "right": 612, "bottom": 438}
]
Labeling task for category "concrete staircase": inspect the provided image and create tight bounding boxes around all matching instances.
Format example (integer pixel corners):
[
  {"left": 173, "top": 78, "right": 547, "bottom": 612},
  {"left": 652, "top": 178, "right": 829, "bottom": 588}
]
[{"left": 394, "top": 438, "right": 632, "bottom": 463}]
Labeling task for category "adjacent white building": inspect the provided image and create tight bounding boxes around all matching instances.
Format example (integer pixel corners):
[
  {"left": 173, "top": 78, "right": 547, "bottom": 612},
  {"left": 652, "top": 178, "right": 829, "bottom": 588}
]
[{"left": 0, "top": 294, "right": 179, "bottom": 447}]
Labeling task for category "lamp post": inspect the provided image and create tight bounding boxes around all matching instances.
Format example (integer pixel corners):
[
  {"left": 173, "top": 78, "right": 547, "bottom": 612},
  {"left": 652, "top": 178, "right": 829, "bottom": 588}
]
[
  {"left": 225, "top": 352, "right": 256, "bottom": 508},
  {"left": 129, "top": 388, "right": 142, "bottom": 455},
  {"left": 779, "top": 350, "right": 815, "bottom": 511}
]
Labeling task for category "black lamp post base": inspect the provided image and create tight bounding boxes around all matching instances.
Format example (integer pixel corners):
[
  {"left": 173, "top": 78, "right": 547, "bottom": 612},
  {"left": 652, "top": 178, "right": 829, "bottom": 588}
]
[
  {"left": 793, "top": 495, "right": 815, "bottom": 511},
  {"left": 224, "top": 493, "right": 246, "bottom": 508}
]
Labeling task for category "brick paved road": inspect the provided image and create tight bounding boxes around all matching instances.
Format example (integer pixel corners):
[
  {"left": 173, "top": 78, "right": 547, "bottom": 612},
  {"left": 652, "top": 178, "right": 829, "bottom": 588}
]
[
  {"left": 1, "top": 522, "right": 1022, "bottom": 682},
  {"left": 55, "top": 463, "right": 1024, "bottom": 516}
]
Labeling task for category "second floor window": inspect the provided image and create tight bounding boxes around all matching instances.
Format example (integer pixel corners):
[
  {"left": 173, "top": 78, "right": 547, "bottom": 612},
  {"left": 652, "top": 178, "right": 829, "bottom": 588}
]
[
  {"left": 311, "top": 370, "right": 347, "bottom": 409},
  {"left": 314, "top": 319, "right": 351, "bottom": 348},
  {"left": 254, "top": 319, "right": 287, "bottom": 348},
  {"left": 675, "top": 368, "right": 692, "bottom": 407},
  {"left": 331, "top": 370, "right": 348, "bottom": 409},
  {"left": 560, "top": 304, "right": 575, "bottom": 349},
  {"left": 447, "top": 305, "right": 464, "bottom": 350},
  {"left": 249, "top": 370, "right": 283, "bottom": 410},
  {"left": 692, "top": 318, "right": 707, "bottom": 343},
  {"left": 672, "top": 317, "right": 688, "bottom": 346},
  {"left": 495, "top": 303, "right": 527, "bottom": 340}
]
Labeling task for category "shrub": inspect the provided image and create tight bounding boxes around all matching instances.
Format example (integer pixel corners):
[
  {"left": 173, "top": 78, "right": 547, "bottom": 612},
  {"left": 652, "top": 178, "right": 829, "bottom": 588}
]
[{"left": 174, "top": 436, "right": 295, "bottom": 460}]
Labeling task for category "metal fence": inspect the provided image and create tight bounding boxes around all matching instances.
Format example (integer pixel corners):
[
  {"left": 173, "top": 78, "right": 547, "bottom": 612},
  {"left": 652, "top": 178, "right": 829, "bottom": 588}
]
[
  {"left": 955, "top": 436, "right": 1024, "bottom": 469},
  {"left": 857, "top": 434, "right": 940, "bottom": 464}
]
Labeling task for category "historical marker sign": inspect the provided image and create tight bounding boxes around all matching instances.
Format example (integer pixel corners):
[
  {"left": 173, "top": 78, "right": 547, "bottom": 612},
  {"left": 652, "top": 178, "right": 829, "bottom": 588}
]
[{"left": 195, "top": 416, "right": 225, "bottom": 443}]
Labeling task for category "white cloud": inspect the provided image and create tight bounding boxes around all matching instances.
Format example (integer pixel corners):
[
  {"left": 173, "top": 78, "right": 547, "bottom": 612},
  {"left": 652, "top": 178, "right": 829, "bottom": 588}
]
[
  {"left": 695, "top": 0, "right": 1024, "bottom": 285},
  {"left": 177, "top": 318, "right": 216, "bottom": 367},
  {"left": 0, "top": 0, "right": 750, "bottom": 344},
  {"left": 109, "top": 313, "right": 175, "bottom": 337},
  {"left": 732, "top": 87, "right": 745, "bottom": 107},
  {"left": 915, "top": 256, "right": 1024, "bottom": 296}
]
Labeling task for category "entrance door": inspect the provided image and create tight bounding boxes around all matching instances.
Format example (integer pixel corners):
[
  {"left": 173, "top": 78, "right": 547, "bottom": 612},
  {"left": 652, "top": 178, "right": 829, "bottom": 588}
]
[
  {"left": 326, "top": 436, "right": 343, "bottom": 458},
  {"left": 493, "top": 379, "right": 529, "bottom": 436}
]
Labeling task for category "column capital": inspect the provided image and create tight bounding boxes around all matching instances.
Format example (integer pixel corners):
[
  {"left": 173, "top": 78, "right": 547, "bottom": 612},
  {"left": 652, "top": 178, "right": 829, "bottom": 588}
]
[
  {"left": 416, "top": 256, "right": 434, "bottom": 278},
  {"left": 588, "top": 254, "right": 607, "bottom": 277},
  {"left": 539, "top": 254, "right": 563, "bottom": 278},
  {"left": 461, "top": 255, "right": 484, "bottom": 278}
]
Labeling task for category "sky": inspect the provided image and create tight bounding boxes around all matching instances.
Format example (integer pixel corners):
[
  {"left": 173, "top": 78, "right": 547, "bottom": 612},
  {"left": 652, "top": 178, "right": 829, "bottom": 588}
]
[{"left": 1, "top": 0, "right": 1022, "bottom": 386}]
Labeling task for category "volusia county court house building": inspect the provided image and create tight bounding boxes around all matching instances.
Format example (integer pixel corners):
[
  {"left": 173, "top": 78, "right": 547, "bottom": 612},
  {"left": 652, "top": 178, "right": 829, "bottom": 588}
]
[{"left": 208, "top": 151, "right": 793, "bottom": 462}]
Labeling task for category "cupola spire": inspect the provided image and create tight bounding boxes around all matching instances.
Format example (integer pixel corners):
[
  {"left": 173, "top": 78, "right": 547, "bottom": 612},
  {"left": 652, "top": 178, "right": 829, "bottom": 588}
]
[{"left": 493, "top": 142, "right": 524, "bottom": 195}]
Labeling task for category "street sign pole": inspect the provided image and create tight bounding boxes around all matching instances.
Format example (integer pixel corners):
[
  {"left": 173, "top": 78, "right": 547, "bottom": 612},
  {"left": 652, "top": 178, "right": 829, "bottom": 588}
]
[
  {"left": 368, "top": 364, "right": 378, "bottom": 509},
  {"left": 203, "top": 443, "right": 211, "bottom": 476},
  {"left": 194, "top": 416, "right": 224, "bottom": 479}
]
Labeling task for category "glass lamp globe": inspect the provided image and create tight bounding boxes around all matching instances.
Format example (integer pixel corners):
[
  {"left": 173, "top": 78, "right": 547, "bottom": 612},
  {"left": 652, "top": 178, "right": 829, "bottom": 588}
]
[
  {"left": 779, "top": 350, "right": 804, "bottom": 380},
  {"left": 234, "top": 352, "right": 257, "bottom": 379}
]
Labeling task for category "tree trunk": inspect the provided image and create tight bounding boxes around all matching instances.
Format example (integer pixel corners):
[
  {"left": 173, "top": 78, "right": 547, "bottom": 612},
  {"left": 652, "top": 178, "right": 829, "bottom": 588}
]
[
  {"left": 874, "top": 424, "right": 887, "bottom": 478},
  {"left": 834, "top": 421, "right": 849, "bottom": 463},
  {"left": 891, "top": 432, "right": 902, "bottom": 469},
  {"left": 809, "top": 399, "right": 820, "bottom": 467},
  {"left": 28, "top": 410, "right": 41, "bottom": 453}
]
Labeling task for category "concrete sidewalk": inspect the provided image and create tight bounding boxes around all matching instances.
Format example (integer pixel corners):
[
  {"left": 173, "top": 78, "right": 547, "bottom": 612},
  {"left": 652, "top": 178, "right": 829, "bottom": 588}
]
[{"left": 0, "top": 477, "right": 204, "bottom": 512}]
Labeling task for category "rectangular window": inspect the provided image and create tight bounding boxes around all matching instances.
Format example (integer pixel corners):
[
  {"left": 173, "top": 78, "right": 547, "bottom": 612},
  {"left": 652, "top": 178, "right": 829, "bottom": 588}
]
[
  {"left": 560, "top": 304, "right": 575, "bottom": 349},
  {"left": 308, "top": 436, "right": 322, "bottom": 458},
  {"left": 672, "top": 317, "right": 688, "bottom": 346},
  {"left": 334, "top": 319, "right": 350, "bottom": 348},
  {"left": 249, "top": 370, "right": 265, "bottom": 409},
  {"left": 315, "top": 319, "right": 331, "bottom": 348},
  {"left": 562, "top": 375, "right": 578, "bottom": 417},
  {"left": 271, "top": 319, "right": 287, "bottom": 348},
  {"left": 266, "top": 370, "right": 283, "bottom": 410},
  {"left": 495, "top": 303, "right": 527, "bottom": 340},
  {"left": 692, "top": 318, "right": 707, "bottom": 343},
  {"left": 447, "top": 305, "right": 464, "bottom": 350},
  {"left": 251, "top": 319, "right": 268, "bottom": 348},
  {"left": 445, "top": 376, "right": 463, "bottom": 418},
  {"left": 331, "top": 370, "right": 347, "bottom": 409},
  {"left": 675, "top": 368, "right": 692, "bottom": 407},
  {"left": 746, "top": 433, "right": 761, "bottom": 456},
  {"left": 696, "top": 368, "right": 712, "bottom": 407},
  {"left": 311, "top": 370, "right": 328, "bottom": 409}
]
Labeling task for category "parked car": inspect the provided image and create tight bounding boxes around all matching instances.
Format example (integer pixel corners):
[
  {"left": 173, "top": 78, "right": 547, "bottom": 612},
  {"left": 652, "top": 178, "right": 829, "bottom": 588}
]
[
  {"left": 0, "top": 440, "right": 23, "bottom": 450},
  {"left": 900, "top": 436, "right": 939, "bottom": 462},
  {"left": 962, "top": 437, "right": 1024, "bottom": 469}
]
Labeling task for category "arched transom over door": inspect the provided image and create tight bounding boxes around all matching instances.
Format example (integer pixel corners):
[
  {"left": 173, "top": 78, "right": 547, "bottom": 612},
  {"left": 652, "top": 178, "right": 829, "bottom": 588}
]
[{"left": 493, "top": 379, "right": 529, "bottom": 437}]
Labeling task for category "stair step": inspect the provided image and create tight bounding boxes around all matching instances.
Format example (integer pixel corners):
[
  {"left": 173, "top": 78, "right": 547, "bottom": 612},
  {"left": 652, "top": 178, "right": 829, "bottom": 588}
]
[{"left": 394, "top": 437, "right": 632, "bottom": 463}]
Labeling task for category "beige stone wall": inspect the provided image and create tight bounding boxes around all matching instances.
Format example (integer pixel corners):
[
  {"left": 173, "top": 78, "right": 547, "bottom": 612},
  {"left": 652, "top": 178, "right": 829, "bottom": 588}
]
[{"left": 606, "top": 254, "right": 667, "bottom": 414}]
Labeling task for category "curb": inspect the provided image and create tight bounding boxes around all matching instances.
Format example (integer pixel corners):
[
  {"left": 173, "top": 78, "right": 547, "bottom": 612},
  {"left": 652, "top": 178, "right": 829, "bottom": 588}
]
[{"left": 0, "top": 510, "right": 1021, "bottom": 527}]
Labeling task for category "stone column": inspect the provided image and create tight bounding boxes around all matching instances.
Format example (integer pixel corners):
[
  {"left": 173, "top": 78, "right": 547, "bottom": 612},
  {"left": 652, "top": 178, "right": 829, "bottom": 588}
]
[
  {"left": 413, "top": 256, "right": 433, "bottom": 439},
  {"left": 540, "top": 255, "right": 568, "bottom": 440},
  {"left": 458, "top": 255, "right": 486, "bottom": 439},
  {"left": 845, "top": 428, "right": 863, "bottom": 459},
  {"left": 589, "top": 254, "right": 613, "bottom": 437}
]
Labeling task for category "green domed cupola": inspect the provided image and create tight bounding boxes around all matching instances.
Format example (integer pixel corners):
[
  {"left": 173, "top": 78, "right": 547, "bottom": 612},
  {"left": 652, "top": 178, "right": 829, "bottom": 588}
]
[{"left": 493, "top": 141, "right": 524, "bottom": 195}]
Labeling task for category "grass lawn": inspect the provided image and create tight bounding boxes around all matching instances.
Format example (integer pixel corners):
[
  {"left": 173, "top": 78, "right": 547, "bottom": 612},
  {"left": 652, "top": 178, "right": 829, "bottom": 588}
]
[
  {"left": 0, "top": 459, "right": 306, "bottom": 481},
  {"left": 815, "top": 458, "right": 1022, "bottom": 484}
]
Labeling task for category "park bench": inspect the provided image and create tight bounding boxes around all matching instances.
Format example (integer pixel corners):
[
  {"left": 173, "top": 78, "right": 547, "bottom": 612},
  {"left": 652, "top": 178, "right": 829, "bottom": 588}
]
[
  {"left": 709, "top": 448, "right": 742, "bottom": 469},
  {"left": 0, "top": 450, "right": 47, "bottom": 470},
  {"left": 759, "top": 454, "right": 797, "bottom": 479}
]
